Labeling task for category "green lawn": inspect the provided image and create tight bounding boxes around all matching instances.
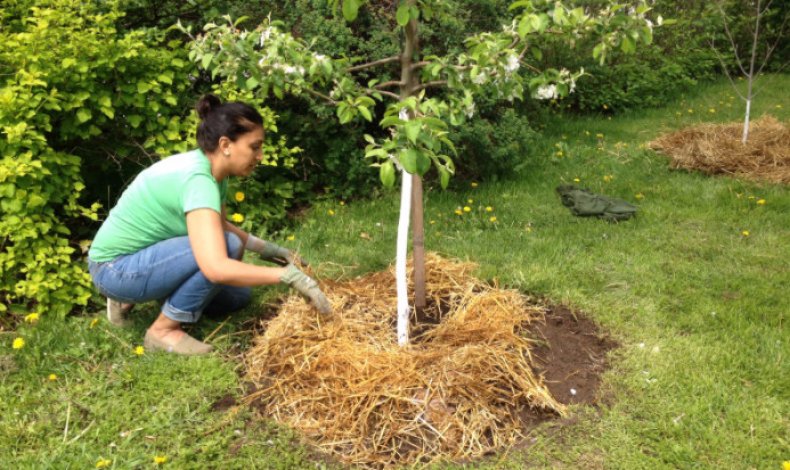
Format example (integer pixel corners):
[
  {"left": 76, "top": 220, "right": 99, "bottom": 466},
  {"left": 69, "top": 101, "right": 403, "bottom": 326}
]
[{"left": 2, "top": 75, "right": 788, "bottom": 469}]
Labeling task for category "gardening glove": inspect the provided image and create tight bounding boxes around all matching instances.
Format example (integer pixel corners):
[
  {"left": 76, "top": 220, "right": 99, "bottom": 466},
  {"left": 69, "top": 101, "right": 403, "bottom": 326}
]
[
  {"left": 246, "top": 235, "right": 307, "bottom": 266},
  {"left": 280, "top": 264, "right": 332, "bottom": 315}
]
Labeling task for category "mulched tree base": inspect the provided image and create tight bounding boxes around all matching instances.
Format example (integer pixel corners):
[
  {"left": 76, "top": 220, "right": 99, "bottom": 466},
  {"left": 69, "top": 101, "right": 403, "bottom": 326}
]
[
  {"left": 649, "top": 115, "right": 790, "bottom": 184},
  {"left": 238, "top": 254, "right": 615, "bottom": 468}
]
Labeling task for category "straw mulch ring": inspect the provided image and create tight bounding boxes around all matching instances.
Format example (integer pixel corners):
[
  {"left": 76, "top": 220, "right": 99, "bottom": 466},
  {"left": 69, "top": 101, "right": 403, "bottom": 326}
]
[
  {"left": 243, "top": 253, "right": 565, "bottom": 468},
  {"left": 649, "top": 115, "right": 790, "bottom": 184}
]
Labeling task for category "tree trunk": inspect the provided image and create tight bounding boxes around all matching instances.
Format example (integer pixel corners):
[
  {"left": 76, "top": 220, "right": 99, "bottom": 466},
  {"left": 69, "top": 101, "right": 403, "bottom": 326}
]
[
  {"left": 394, "top": 0, "right": 424, "bottom": 345},
  {"left": 743, "top": 0, "right": 762, "bottom": 144}
]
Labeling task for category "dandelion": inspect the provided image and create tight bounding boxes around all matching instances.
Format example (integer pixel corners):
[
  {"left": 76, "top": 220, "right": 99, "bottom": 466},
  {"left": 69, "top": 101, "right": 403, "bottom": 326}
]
[
  {"left": 134, "top": 346, "right": 145, "bottom": 356},
  {"left": 286, "top": 235, "right": 295, "bottom": 241},
  {"left": 471, "top": 182, "right": 478, "bottom": 188},
  {"left": 489, "top": 216, "right": 497, "bottom": 222},
  {"left": 595, "top": 133, "right": 604, "bottom": 139},
  {"left": 467, "top": 199, "right": 473, "bottom": 204},
  {"left": 783, "top": 460, "right": 790, "bottom": 470},
  {"left": 234, "top": 191, "right": 245, "bottom": 202},
  {"left": 603, "top": 175, "right": 613, "bottom": 183},
  {"left": 461, "top": 206, "right": 470, "bottom": 213},
  {"left": 339, "top": 201, "right": 345, "bottom": 206},
  {"left": 154, "top": 456, "right": 168, "bottom": 465},
  {"left": 556, "top": 151, "right": 563, "bottom": 157},
  {"left": 231, "top": 213, "right": 244, "bottom": 223},
  {"left": 742, "top": 230, "right": 750, "bottom": 237},
  {"left": 775, "top": 104, "right": 783, "bottom": 109},
  {"left": 687, "top": 109, "right": 693, "bottom": 113},
  {"left": 454, "top": 209, "right": 463, "bottom": 216},
  {"left": 12, "top": 337, "right": 24, "bottom": 350},
  {"left": 430, "top": 220, "right": 436, "bottom": 224},
  {"left": 756, "top": 199, "right": 766, "bottom": 205},
  {"left": 635, "top": 193, "right": 645, "bottom": 200},
  {"left": 573, "top": 178, "right": 581, "bottom": 183},
  {"left": 328, "top": 209, "right": 335, "bottom": 216},
  {"left": 485, "top": 206, "right": 493, "bottom": 212},
  {"left": 90, "top": 318, "right": 99, "bottom": 329},
  {"left": 525, "top": 226, "right": 533, "bottom": 233},
  {"left": 96, "top": 458, "right": 111, "bottom": 468},
  {"left": 708, "top": 108, "right": 716, "bottom": 113},
  {"left": 48, "top": 374, "right": 58, "bottom": 381},
  {"left": 24, "top": 312, "right": 39, "bottom": 324}
]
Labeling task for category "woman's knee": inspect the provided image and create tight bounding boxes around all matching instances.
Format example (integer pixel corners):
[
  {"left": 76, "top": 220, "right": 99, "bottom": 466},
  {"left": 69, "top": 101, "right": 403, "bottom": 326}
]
[{"left": 225, "top": 232, "right": 244, "bottom": 259}]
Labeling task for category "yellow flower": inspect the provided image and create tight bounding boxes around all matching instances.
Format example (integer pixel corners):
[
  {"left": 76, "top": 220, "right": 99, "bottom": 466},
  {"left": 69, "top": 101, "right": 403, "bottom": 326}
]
[
  {"left": 602, "top": 104, "right": 608, "bottom": 110},
  {"left": 12, "top": 337, "right": 24, "bottom": 350},
  {"left": 775, "top": 104, "right": 783, "bottom": 109},
  {"left": 234, "top": 191, "right": 245, "bottom": 202},
  {"left": 96, "top": 458, "right": 111, "bottom": 468},
  {"left": 489, "top": 216, "right": 497, "bottom": 222},
  {"left": 556, "top": 151, "right": 563, "bottom": 157},
  {"left": 485, "top": 206, "right": 493, "bottom": 212},
  {"left": 635, "top": 193, "right": 645, "bottom": 200},
  {"left": 756, "top": 199, "right": 766, "bottom": 205},
  {"left": 470, "top": 182, "right": 478, "bottom": 188},
  {"left": 134, "top": 346, "right": 145, "bottom": 356},
  {"left": 573, "top": 178, "right": 581, "bottom": 183},
  {"left": 328, "top": 209, "right": 335, "bottom": 216},
  {"left": 463, "top": 206, "right": 471, "bottom": 213},
  {"left": 687, "top": 108, "right": 693, "bottom": 113},
  {"left": 603, "top": 175, "right": 613, "bottom": 183},
  {"left": 24, "top": 313, "right": 39, "bottom": 324},
  {"left": 454, "top": 209, "right": 463, "bottom": 216},
  {"left": 584, "top": 130, "right": 590, "bottom": 136},
  {"left": 154, "top": 456, "right": 168, "bottom": 465},
  {"left": 90, "top": 318, "right": 99, "bottom": 329},
  {"left": 286, "top": 235, "right": 295, "bottom": 241},
  {"left": 339, "top": 201, "right": 345, "bottom": 206},
  {"left": 525, "top": 226, "right": 533, "bottom": 233},
  {"left": 467, "top": 198, "right": 473, "bottom": 204},
  {"left": 48, "top": 373, "right": 58, "bottom": 381},
  {"left": 430, "top": 220, "right": 436, "bottom": 224},
  {"left": 595, "top": 133, "right": 604, "bottom": 139},
  {"left": 782, "top": 461, "right": 790, "bottom": 470},
  {"left": 231, "top": 213, "right": 244, "bottom": 223},
  {"left": 708, "top": 108, "right": 716, "bottom": 113},
  {"left": 742, "top": 230, "right": 750, "bottom": 237},
  {"left": 748, "top": 195, "right": 755, "bottom": 200}
]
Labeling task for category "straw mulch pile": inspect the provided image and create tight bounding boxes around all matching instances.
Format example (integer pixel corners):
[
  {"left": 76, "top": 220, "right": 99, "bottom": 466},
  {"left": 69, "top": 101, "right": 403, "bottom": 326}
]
[
  {"left": 244, "top": 253, "right": 565, "bottom": 468},
  {"left": 648, "top": 115, "right": 790, "bottom": 184}
]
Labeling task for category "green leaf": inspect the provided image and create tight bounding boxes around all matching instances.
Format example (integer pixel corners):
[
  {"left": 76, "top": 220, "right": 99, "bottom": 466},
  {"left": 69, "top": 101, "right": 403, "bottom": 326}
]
[
  {"left": 201, "top": 52, "right": 214, "bottom": 69},
  {"left": 415, "top": 150, "right": 431, "bottom": 175},
  {"left": 98, "top": 96, "right": 112, "bottom": 108},
  {"left": 404, "top": 121, "right": 421, "bottom": 144},
  {"left": 620, "top": 35, "right": 635, "bottom": 54},
  {"left": 100, "top": 107, "right": 114, "bottom": 119},
  {"left": 380, "top": 160, "right": 396, "bottom": 187},
  {"left": 157, "top": 73, "right": 173, "bottom": 84},
  {"left": 358, "top": 106, "right": 372, "bottom": 122},
  {"left": 76, "top": 109, "right": 91, "bottom": 123},
  {"left": 246, "top": 77, "right": 260, "bottom": 89},
  {"left": 439, "top": 166, "right": 450, "bottom": 189},
  {"left": 380, "top": 116, "right": 404, "bottom": 127},
  {"left": 396, "top": 4, "right": 410, "bottom": 26},
  {"left": 342, "top": 0, "right": 360, "bottom": 22},
  {"left": 127, "top": 115, "right": 143, "bottom": 128},
  {"left": 399, "top": 148, "right": 418, "bottom": 174}
]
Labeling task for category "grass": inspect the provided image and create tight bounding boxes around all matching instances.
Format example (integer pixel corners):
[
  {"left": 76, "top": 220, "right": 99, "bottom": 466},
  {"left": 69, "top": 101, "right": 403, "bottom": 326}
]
[{"left": 2, "top": 74, "right": 788, "bottom": 469}]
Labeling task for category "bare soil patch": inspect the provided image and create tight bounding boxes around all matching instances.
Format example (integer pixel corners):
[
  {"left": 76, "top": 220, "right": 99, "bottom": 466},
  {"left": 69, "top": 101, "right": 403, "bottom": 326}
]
[{"left": 649, "top": 115, "right": 790, "bottom": 183}]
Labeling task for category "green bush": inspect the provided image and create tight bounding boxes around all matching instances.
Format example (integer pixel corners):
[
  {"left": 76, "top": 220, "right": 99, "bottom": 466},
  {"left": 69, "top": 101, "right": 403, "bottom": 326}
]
[{"left": 0, "top": 0, "right": 195, "bottom": 319}]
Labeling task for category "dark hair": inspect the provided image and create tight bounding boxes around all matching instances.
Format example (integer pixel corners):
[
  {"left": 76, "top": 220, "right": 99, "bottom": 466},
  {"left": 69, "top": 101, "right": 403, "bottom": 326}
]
[{"left": 195, "top": 94, "right": 264, "bottom": 152}]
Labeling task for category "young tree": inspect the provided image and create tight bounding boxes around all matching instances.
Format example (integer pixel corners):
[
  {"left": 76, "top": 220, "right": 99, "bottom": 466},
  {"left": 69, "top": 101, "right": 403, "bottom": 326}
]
[
  {"left": 711, "top": 0, "right": 788, "bottom": 143},
  {"left": 184, "top": 0, "right": 656, "bottom": 344}
]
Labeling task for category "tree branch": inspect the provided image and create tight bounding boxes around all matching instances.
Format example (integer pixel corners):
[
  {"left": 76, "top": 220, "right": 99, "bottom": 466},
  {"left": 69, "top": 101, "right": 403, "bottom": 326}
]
[
  {"left": 413, "top": 80, "right": 448, "bottom": 92},
  {"left": 347, "top": 56, "right": 400, "bottom": 73},
  {"left": 365, "top": 88, "right": 400, "bottom": 100},
  {"left": 300, "top": 87, "right": 337, "bottom": 105},
  {"left": 410, "top": 61, "right": 430, "bottom": 70},
  {"left": 719, "top": 4, "right": 749, "bottom": 76},
  {"left": 709, "top": 39, "right": 747, "bottom": 101},
  {"left": 374, "top": 80, "right": 403, "bottom": 89}
]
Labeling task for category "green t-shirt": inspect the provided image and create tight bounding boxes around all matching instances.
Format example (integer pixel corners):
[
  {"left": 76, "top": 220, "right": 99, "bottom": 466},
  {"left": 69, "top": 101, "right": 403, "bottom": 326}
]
[{"left": 89, "top": 149, "right": 227, "bottom": 262}]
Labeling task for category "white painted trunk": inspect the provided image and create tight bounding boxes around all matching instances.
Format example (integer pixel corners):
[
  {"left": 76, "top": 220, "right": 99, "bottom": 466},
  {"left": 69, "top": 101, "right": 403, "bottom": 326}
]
[
  {"left": 742, "top": 98, "right": 751, "bottom": 144},
  {"left": 396, "top": 168, "right": 412, "bottom": 346}
]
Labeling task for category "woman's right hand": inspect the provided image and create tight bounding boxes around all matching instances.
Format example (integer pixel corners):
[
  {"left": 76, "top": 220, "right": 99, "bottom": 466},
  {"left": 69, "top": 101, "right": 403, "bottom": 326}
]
[{"left": 280, "top": 264, "right": 332, "bottom": 315}]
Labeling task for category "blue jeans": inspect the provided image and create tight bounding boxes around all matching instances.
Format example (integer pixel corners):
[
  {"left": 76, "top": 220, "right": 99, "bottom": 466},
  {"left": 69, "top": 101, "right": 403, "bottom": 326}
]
[{"left": 88, "top": 232, "right": 251, "bottom": 323}]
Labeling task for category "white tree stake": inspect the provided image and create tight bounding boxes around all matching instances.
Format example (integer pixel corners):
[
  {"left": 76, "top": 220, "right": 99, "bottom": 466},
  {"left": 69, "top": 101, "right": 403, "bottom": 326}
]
[{"left": 396, "top": 168, "right": 412, "bottom": 346}]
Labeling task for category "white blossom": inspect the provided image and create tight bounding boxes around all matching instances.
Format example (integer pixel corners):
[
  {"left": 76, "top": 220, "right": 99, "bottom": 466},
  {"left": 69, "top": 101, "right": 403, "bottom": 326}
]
[
  {"left": 645, "top": 19, "right": 654, "bottom": 31},
  {"left": 504, "top": 54, "right": 520, "bottom": 74},
  {"left": 534, "top": 84, "right": 558, "bottom": 100},
  {"left": 472, "top": 73, "right": 487, "bottom": 85},
  {"left": 464, "top": 101, "right": 476, "bottom": 118},
  {"left": 259, "top": 28, "right": 272, "bottom": 46},
  {"left": 313, "top": 53, "right": 327, "bottom": 62}
]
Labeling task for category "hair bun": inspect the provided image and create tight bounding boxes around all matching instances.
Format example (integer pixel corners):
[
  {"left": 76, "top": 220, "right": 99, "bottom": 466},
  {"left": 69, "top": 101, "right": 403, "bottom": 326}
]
[{"left": 196, "top": 94, "right": 223, "bottom": 120}]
